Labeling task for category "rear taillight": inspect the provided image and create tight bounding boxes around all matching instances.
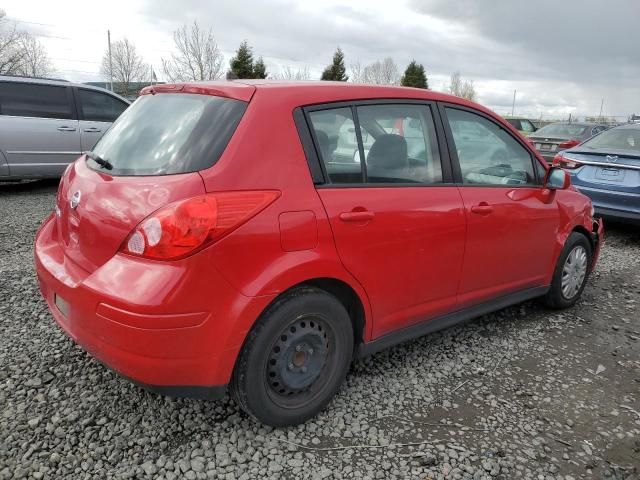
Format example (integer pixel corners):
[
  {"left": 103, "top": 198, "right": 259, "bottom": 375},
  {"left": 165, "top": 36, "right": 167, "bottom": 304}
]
[
  {"left": 553, "top": 154, "right": 582, "bottom": 169},
  {"left": 558, "top": 139, "right": 580, "bottom": 149},
  {"left": 121, "top": 190, "right": 280, "bottom": 260}
]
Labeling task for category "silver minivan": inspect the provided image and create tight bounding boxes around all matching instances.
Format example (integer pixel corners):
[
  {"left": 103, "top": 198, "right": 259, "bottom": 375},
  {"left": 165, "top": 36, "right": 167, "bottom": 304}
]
[{"left": 0, "top": 76, "right": 130, "bottom": 180}]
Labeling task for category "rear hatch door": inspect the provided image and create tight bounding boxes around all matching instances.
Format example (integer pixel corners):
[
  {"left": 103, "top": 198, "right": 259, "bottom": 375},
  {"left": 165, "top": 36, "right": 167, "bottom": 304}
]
[{"left": 54, "top": 88, "right": 250, "bottom": 273}]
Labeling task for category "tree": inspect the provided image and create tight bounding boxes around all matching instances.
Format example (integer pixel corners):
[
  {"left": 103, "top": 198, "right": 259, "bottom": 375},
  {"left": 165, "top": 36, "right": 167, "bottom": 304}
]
[
  {"left": 271, "top": 65, "right": 311, "bottom": 80},
  {"left": 448, "top": 71, "right": 477, "bottom": 101},
  {"left": 252, "top": 56, "right": 267, "bottom": 79},
  {"left": 0, "top": 10, "right": 24, "bottom": 75},
  {"left": 349, "top": 61, "right": 364, "bottom": 83},
  {"left": 321, "top": 47, "right": 348, "bottom": 81},
  {"left": 228, "top": 41, "right": 267, "bottom": 79},
  {"left": 229, "top": 41, "right": 254, "bottom": 79},
  {"left": 162, "top": 21, "right": 224, "bottom": 82},
  {"left": 362, "top": 57, "right": 399, "bottom": 85},
  {"left": 1, "top": 10, "right": 54, "bottom": 78},
  {"left": 401, "top": 60, "right": 428, "bottom": 89},
  {"left": 18, "top": 35, "right": 53, "bottom": 78},
  {"left": 101, "top": 38, "right": 148, "bottom": 96}
]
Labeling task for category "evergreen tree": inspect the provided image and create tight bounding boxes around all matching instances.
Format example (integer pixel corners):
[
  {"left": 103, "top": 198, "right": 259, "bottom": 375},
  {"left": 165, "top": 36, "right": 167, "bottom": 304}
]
[
  {"left": 229, "top": 41, "right": 255, "bottom": 79},
  {"left": 401, "top": 61, "right": 428, "bottom": 89},
  {"left": 252, "top": 56, "right": 267, "bottom": 79},
  {"left": 320, "top": 47, "right": 348, "bottom": 81}
]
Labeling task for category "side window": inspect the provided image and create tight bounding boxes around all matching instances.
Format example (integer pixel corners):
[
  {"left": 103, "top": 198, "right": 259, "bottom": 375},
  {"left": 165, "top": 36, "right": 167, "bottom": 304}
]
[
  {"left": 308, "top": 104, "right": 443, "bottom": 185},
  {"left": 357, "top": 104, "right": 442, "bottom": 184},
  {"left": 78, "top": 89, "right": 128, "bottom": 122},
  {"left": 309, "top": 107, "right": 363, "bottom": 184},
  {"left": 0, "top": 82, "right": 72, "bottom": 119},
  {"left": 446, "top": 108, "right": 536, "bottom": 186}
]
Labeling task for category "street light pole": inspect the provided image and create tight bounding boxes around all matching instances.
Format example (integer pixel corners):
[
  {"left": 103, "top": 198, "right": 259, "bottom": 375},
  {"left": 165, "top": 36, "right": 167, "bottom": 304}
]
[
  {"left": 511, "top": 89, "right": 516, "bottom": 116},
  {"left": 108, "top": 30, "right": 113, "bottom": 92}
]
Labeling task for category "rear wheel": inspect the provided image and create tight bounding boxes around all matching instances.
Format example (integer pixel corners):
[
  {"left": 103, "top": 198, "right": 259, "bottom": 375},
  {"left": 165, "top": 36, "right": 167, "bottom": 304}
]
[
  {"left": 544, "top": 232, "right": 592, "bottom": 309},
  {"left": 231, "top": 287, "right": 353, "bottom": 427}
]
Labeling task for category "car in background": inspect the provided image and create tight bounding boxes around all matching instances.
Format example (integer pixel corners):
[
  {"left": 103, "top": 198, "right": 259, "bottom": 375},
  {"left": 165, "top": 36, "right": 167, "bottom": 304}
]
[
  {"left": 529, "top": 122, "right": 609, "bottom": 163},
  {"left": 554, "top": 123, "right": 640, "bottom": 223},
  {"left": 504, "top": 117, "right": 538, "bottom": 136},
  {"left": 0, "top": 75, "right": 130, "bottom": 180},
  {"left": 35, "top": 80, "right": 602, "bottom": 426}
]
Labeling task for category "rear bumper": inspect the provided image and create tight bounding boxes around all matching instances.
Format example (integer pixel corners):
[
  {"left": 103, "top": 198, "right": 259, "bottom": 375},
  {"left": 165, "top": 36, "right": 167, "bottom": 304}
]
[
  {"left": 34, "top": 215, "right": 271, "bottom": 398},
  {"left": 573, "top": 183, "right": 640, "bottom": 224}
]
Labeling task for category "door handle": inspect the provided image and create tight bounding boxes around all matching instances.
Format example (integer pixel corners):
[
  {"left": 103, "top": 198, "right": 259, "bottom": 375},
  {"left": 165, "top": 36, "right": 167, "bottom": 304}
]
[
  {"left": 339, "top": 211, "right": 375, "bottom": 222},
  {"left": 57, "top": 126, "right": 76, "bottom": 132},
  {"left": 83, "top": 127, "right": 101, "bottom": 133},
  {"left": 470, "top": 203, "right": 493, "bottom": 215}
]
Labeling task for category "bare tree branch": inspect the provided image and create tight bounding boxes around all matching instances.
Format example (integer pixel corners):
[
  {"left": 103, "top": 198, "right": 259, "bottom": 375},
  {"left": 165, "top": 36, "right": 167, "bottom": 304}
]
[
  {"left": 448, "top": 71, "right": 477, "bottom": 101},
  {"left": 361, "top": 58, "right": 400, "bottom": 85},
  {"left": 350, "top": 61, "right": 364, "bottom": 83},
  {"left": 270, "top": 65, "right": 311, "bottom": 80},
  {"left": 0, "top": 10, "right": 27, "bottom": 75},
  {"left": 162, "top": 21, "right": 224, "bottom": 82},
  {"left": 17, "top": 35, "right": 53, "bottom": 77},
  {"left": 101, "top": 38, "right": 148, "bottom": 96}
]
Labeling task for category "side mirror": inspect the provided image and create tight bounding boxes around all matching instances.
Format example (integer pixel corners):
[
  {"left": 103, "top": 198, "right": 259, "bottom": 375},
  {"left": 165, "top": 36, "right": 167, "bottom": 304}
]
[{"left": 545, "top": 166, "right": 570, "bottom": 190}]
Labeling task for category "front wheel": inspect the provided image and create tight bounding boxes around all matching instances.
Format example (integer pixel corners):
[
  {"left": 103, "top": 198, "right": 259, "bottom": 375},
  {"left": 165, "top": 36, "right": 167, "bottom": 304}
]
[
  {"left": 543, "top": 232, "right": 592, "bottom": 309},
  {"left": 231, "top": 287, "right": 353, "bottom": 427}
]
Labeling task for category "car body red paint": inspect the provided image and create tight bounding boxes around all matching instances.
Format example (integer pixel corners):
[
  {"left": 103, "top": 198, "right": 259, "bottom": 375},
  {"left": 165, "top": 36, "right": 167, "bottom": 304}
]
[{"left": 34, "top": 81, "right": 602, "bottom": 400}]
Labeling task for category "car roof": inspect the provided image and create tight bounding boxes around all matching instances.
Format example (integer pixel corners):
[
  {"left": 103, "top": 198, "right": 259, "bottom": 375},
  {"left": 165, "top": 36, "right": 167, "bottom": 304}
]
[
  {"left": 0, "top": 75, "right": 130, "bottom": 103},
  {"left": 610, "top": 122, "right": 640, "bottom": 130},
  {"left": 141, "top": 80, "right": 489, "bottom": 114}
]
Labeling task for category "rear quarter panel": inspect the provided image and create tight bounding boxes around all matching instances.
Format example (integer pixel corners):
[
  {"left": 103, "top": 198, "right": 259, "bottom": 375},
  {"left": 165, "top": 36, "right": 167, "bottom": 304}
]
[{"left": 198, "top": 89, "right": 374, "bottom": 341}]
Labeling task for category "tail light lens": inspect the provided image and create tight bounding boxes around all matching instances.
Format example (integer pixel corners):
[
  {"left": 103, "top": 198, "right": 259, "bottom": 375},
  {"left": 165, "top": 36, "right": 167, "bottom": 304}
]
[
  {"left": 558, "top": 139, "right": 580, "bottom": 149},
  {"left": 121, "top": 190, "right": 280, "bottom": 260},
  {"left": 553, "top": 154, "right": 582, "bottom": 169}
]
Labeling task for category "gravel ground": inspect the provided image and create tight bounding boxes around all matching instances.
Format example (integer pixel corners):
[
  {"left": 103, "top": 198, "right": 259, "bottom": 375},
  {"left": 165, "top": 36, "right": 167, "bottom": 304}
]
[{"left": 1, "top": 179, "right": 639, "bottom": 480}]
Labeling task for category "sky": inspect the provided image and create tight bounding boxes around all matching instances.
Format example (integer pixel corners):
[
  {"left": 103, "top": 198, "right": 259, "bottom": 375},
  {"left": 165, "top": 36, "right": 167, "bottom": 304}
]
[{"left": 3, "top": 0, "right": 639, "bottom": 120}]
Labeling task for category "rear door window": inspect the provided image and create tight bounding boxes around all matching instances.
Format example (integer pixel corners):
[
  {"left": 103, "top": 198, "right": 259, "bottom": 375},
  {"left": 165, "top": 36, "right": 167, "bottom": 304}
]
[
  {"left": 77, "top": 89, "right": 128, "bottom": 122},
  {"left": 90, "top": 93, "right": 247, "bottom": 176},
  {"left": 308, "top": 103, "right": 443, "bottom": 185},
  {"left": 446, "top": 107, "right": 536, "bottom": 186},
  {"left": 0, "top": 82, "right": 73, "bottom": 119}
]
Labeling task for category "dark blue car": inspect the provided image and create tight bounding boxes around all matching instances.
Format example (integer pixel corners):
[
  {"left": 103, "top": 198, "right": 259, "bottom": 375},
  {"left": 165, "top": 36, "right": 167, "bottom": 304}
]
[{"left": 553, "top": 123, "right": 640, "bottom": 223}]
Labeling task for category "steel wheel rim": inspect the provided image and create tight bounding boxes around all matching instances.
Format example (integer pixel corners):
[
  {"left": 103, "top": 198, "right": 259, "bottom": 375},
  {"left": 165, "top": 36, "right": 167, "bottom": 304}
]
[
  {"left": 265, "top": 314, "right": 334, "bottom": 408},
  {"left": 561, "top": 245, "right": 588, "bottom": 300}
]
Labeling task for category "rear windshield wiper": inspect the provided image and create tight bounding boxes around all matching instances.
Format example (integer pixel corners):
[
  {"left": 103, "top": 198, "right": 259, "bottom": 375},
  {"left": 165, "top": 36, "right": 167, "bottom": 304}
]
[{"left": 85, "top": 151, "right": 113, "bottom": 170}]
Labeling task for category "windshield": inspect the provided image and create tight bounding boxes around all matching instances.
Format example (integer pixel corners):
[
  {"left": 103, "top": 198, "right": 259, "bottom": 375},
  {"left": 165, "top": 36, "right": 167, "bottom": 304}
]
[
  {"left": 91, "top": 93, "right": 247, "bottom": 176},
  {"left": 580, "top": 127, "right": 640, "bottom": 152},
  {"left": 535, "top": 123, "right": 588, "bottom": 138}
]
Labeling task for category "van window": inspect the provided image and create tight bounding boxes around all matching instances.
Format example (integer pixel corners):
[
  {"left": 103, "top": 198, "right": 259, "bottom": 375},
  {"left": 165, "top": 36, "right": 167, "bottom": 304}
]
[
  {"left": 0, "top": 82, "right": 72, "bottom": 119},
  {"left": 90, "top": 93, "right": 246, "bottom": 176},
  {"left": 78, "top": 89, "right": 128, "bottom": 122}
]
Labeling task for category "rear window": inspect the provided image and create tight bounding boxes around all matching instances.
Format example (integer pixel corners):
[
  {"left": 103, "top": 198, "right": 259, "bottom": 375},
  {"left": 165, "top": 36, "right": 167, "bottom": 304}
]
[
  {"left": 580, "top": 127, "right": 640, "bottom": 152},
  {"left": 535, "top": 123, "right": 588, "bottom": 138},
  {"left": 90, "top": 93, "right": 247, "bottom": 176}
]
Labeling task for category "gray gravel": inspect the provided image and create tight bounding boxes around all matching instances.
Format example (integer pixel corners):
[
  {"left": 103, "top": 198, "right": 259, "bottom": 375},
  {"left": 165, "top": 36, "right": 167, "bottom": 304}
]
[{"left": 1, "top": 179, "right": 639, "bottom": 480}]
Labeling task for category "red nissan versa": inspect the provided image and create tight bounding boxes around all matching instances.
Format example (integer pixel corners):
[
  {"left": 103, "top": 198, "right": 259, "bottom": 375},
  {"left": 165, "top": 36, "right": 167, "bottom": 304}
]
[{"left": 34, "top": 81, "right": 603, "bottom": 426}]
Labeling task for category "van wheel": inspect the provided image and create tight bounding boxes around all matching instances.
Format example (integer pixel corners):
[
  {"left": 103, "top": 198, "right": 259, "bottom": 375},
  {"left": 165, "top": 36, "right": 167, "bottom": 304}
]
[
  {"left": 543, "top": 232, "right": 592, "bottom": 309},
  {"left": 231, "top": 287, "right": 353, "bottom": 427}
]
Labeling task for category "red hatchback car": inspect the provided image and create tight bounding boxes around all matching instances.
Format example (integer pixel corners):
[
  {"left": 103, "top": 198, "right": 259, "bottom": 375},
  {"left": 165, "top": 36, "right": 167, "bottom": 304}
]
[{"left": 35, "top": 81, "right": 603, "bottom": 426}]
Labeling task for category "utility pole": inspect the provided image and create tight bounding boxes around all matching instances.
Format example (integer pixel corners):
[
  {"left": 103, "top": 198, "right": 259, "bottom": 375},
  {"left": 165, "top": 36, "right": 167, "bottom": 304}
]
[
  {"left": 511, "top": 90, "right": 516, "bottom": 116},
  {"left": 598, "top": 98, "right": 604, "bottom": 120},
  {"left": 108, "top": 30, "right": 113, "bottom": 92}
]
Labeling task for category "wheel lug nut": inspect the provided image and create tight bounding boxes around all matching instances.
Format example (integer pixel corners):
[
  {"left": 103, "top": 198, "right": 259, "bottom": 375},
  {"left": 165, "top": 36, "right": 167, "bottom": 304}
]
[
  {"left": 308, "top": 348, "right": 314, "bottom": 355},
  {"left": 301, "top": 366, "right": 307, "bottom": 373},
  {"left": 288, "top": 363, "right": 294, "bottom": 370},
  {"left": 295, "top": 345, "right": 302, "bottom": 352}
]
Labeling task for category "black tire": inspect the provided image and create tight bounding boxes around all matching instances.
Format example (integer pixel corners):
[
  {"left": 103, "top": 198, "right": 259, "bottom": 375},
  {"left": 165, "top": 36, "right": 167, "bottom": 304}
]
[
  {"left": 231, "top": 286, "right": 353, "bottom": 427},
  {"left": 543, "top": 232, "right": 592, "bottom": 309}
]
